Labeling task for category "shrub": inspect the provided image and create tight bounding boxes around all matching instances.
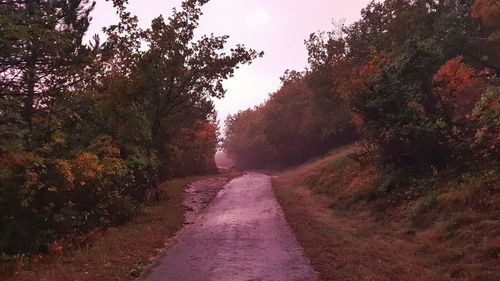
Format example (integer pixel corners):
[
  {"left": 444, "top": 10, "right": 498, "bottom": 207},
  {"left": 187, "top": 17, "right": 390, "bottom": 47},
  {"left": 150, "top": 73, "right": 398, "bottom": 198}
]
[{"left": 0, "top": 152, "right": 137, "bottom": 255}]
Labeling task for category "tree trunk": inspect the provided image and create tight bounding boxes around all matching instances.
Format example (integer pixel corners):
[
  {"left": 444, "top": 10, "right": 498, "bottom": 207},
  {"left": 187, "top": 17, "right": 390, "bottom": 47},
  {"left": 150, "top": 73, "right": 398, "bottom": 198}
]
[{"left": 23, "top": 61, "right": 36, "bottom": 150}]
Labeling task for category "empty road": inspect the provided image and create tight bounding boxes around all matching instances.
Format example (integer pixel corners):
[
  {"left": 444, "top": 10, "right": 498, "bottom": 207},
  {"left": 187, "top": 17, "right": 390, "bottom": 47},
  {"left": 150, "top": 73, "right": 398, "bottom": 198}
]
[{"left": 142, "top": 172, "right": 315, "bottom": 281}]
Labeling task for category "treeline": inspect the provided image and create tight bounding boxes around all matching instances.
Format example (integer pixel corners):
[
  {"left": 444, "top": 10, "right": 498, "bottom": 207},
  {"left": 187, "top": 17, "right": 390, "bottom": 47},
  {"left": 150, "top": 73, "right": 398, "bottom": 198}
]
[
  {"left": 223, "top": 69, "right": 357, "bottom": 169},
  {"left": 0, "top": 0, "right": 259, "bottom": 255},
  {"left": 224, "top": 0, "right": 499, "bottom": 171}
]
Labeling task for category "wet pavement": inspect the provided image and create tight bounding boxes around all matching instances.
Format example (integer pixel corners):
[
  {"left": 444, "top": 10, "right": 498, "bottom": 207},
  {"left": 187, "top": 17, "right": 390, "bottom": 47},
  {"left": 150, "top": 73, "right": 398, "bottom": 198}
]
[{"left": 141, "top": 172, "right": 316, "bottom": 281}]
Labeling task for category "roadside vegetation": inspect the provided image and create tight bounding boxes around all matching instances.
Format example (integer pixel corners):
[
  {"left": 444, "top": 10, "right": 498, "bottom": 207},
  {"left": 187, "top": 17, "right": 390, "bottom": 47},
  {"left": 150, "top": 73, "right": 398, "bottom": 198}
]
[
  {"left": 0, "top": 0, "right": 260, "bottom": 274},
  {"left": 274, "top": 146, "right": 499, "bottom": 280},
  {"left": 2, "top": 171, "right": 241, "bottom": 280},
  {"left": 225, "top": 0, "right": 499, "bottom": 173},
  {"left": 225, "top": 0, "right": 499, "bottom": 280}
]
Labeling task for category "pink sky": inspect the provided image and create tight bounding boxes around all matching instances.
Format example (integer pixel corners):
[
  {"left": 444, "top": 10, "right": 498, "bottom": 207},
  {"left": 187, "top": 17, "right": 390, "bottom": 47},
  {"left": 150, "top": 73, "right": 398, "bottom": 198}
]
[{"left": 87, "top": 0, "right": 373, "bottom": 124}]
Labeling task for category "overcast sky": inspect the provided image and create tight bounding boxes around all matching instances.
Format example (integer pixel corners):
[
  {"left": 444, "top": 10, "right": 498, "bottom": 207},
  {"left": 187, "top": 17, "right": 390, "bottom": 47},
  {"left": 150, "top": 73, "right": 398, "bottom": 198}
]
[{"left": 87, "top": 0, "right": 372, "bottom": 125}]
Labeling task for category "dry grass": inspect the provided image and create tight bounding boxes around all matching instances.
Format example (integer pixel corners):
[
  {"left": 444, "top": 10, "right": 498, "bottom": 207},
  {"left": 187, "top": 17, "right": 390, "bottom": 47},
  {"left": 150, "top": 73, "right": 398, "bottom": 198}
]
[
  {"left": 272, "top": 145, "right": 500, "bottom": 281},
  {"left": 2, "top": 170, "right": 242, "bottom": 281}
]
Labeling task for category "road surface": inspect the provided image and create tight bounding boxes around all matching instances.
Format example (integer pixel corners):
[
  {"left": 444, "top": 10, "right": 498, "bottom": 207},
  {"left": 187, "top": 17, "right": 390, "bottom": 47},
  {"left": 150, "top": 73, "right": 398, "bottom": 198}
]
[{"left": 141, "top": 172, "right": 315, "bottom": 281}]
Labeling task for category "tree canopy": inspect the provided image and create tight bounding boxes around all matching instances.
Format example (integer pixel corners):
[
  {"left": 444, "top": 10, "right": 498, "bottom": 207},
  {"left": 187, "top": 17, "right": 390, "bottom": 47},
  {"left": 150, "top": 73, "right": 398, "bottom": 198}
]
[
  {"left": 0, "top": 0, "right": 261, "bottom": 255},
  {"left": 224, "top": 0, "right": 499, "bottom": 171}
]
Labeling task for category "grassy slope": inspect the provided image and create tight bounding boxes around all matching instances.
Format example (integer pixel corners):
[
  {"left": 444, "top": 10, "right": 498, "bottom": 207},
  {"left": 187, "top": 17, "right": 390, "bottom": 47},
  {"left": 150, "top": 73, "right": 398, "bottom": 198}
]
[
  {"left": 273, "top": 145, "right": 499, "bottom": 281},
  {"left": 3, "top": 171, "right": 241, "bottom": 281}
]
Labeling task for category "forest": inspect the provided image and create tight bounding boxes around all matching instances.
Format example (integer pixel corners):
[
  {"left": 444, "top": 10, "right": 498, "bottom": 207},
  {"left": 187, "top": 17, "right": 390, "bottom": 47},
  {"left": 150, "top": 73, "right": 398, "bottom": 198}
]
[
  {"left": 224, "top": 0, "right": 499, "bottom": 171},
  {"left": 224, "top": 2, "right": 500, "bottom": 278},
  {"left": 0, "top": 0, "right": 260, "bottom": 256},
  {"left": 1, "top": 0, "right": 499, "bottom": 279}
]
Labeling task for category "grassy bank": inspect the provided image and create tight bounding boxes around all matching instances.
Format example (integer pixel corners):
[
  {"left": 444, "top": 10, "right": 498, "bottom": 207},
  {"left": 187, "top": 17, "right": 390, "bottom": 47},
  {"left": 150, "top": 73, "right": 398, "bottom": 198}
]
[
  {"left": 273, "top": 145, "right": 499, "bottom": 281},
  {"left": 2, "top": 171, "right": 241, "bottom": 281}
]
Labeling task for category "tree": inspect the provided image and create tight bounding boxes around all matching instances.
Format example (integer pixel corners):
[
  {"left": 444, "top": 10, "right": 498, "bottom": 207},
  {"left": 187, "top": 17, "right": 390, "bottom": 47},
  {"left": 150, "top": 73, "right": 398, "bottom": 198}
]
[
  {"left": 433, "top": 56, "right": 485, "bottom": 122},
  {"left": 113, "top": 0, "right": 262, "bottom": 178},
  {"left": 0, "top": 0, "right": 262, "bottom": 256},
  {"left": 0, "top": 0, "right": 96, "bottom": 151}
]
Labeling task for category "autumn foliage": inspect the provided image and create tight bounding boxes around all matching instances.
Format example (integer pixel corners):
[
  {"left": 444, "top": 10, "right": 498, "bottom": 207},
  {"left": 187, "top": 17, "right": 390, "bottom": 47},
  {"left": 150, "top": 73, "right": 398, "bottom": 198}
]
[
  {"left": 0, "top": 0, "right": 259, "bottom": 256},
  {"left": 224, "top": 71, "right": 357, "bottom": 169},
  {"left": 225, "top": 0, "right": 499, "bottom": 170}
]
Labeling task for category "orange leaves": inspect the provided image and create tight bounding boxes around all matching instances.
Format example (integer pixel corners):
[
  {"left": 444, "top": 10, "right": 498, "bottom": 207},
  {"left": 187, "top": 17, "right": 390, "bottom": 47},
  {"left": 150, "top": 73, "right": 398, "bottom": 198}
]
[
  {"left": 472, "top": 0, "right": 500, "bottom": 42},
  {"left": 172, "top": 119, "right": 218, "bottom": 175},
  {"left": 359, "top": 50, "right": 387, "bottom": 77},
  {"left": 0, "top": 153, "right": 44, "bottom": 193},
  {"left": 433, "top": 56, "right": 484, "bottom": 121},
  {"left": 178, "top": 119, "right": 217, "bottom": 146},
  {"left": 55, "top": 152, "right": 127, "bottom": 189},
  {"left": 434, "top": 56, "right": 475, "bottom": 92},
  {"left": 339, "top": 49, "right": 387, "bottom": 100},
  {"left": 338, "top": 50, "right": 388, "bottom": 131},
  {"left": 101, "top": 146, "right": 121, "bottom": 158},
  {"left": 194, "top": 120, "right": 217, "bottom": 143},
  {"left": 0, "top": 153, "right": 32, "bottom": 168},
  {"left": 90, "top": 136, "right": 122, "bottom": 158},
  {"left": 55, "top": 159, "right": 75, "bottom": 190},
  {"left": 472, "top": 0, "right": 500, "bottom": 29},
  {"left": 71, "top": 152, "right": 104, "bottom": 183}
]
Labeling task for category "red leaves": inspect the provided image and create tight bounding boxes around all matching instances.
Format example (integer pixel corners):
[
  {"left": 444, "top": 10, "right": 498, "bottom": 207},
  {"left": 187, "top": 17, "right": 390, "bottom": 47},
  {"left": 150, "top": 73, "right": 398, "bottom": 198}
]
[
  {"left": 50, "top": 241, "right": 63, "bottom": 255},
  {"left": 194, "top": 119, "right": 217, "bottom": 144},
  {"left": 433, "top": 56, "right": 485, "bottom": 121},
  {"left": 173, "top": 119, "right": 218, "bottom": 175},
  {"left": 178, "top": 119, "right": 217, "bottom": 146}
]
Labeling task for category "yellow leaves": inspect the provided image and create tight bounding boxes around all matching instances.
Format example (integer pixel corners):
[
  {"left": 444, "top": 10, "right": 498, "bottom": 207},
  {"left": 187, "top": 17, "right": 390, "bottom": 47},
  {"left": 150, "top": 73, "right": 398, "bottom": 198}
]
[
  {"left": 90, "top": 136, "right": 122, "bottom": 158},
  {"left": 72, "top": 152, "right": 104, "bottom": 182},
  {"left": 55, "top": 160, "right": 75, "bottom": 190},
  {"left": 362, "top": 48, "right": 388, "bottom": 76},
  {"left": 54, "top": 152, "right": 127, "bottom": 189},
  {"left": 51, "top": 131, "right": 66, "bottom": 145},
  {"left": 102, "top": 157, "right": 127, "bottom": 177}
]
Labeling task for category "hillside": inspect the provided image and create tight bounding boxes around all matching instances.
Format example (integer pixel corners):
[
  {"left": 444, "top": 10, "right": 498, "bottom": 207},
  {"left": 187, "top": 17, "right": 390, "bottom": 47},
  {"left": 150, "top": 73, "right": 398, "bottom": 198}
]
[
  {"left": 272, "top": 145, "right": 500, "bottom": 281},
  {"left": 224, "top": 2, "right": 500, "bottom": 278}
]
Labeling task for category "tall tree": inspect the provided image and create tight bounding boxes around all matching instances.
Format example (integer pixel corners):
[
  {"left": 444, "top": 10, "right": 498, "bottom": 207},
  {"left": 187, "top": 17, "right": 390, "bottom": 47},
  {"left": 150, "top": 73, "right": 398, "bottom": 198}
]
[
  {"left": 0, "top": 0, "right": 96, "bottom": 151},
  {"left": 130, "top": 0, "right": 261, "bottom": 177}
]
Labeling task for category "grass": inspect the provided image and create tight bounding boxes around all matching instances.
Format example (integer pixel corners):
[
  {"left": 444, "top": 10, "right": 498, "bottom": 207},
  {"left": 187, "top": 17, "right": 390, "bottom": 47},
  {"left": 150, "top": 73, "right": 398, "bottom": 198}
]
[
  {"left": 272, "top": 145, "right": 500, "bottom": 281},
  {"left": 2, "top": 170, "right": 242, "bottom": 281}
]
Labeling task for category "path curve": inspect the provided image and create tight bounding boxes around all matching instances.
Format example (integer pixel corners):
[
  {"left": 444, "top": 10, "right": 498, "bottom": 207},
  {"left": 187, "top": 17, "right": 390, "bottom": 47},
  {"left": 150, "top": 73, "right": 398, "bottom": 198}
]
[{"left": 142, "top": 172, "right": 315, "bottom": 281}]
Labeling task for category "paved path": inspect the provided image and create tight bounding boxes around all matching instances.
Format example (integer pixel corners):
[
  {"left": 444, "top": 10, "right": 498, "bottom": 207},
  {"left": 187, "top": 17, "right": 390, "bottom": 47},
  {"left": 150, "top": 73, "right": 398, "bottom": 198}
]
[{"left": 142, "top": 172, "right": 315, "bottom": 281}]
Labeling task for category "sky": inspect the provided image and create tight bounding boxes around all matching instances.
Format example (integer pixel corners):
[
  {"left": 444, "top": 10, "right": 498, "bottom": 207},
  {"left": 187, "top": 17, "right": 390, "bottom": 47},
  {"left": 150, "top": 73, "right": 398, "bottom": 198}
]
[{"left": 87, "top": 0, "right": 373, "bottom": 126}]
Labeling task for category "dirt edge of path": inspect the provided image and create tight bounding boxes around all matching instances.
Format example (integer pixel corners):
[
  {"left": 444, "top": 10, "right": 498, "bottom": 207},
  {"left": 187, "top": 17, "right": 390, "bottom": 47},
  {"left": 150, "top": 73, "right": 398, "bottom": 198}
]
[{"left": 137, "top": 175, "right": 240, "bottom": 280}]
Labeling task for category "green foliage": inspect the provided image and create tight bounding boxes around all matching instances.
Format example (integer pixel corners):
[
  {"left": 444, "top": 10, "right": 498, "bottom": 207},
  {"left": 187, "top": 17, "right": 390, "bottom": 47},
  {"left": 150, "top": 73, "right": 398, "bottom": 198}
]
[
  {"left": 339, "top": 0, "right": 499, "bottom": 168},
  {"left": 0, "top": 0, "right": 259, "bottom": 256},
  {"left": 470, "top": 86, "right": 500, "bottom": 160},
  {"left": 0, "top": 152, "right": 136, "bottom": 255},
  {"left": 226, "top": 0, "right": 498, "bottom": 212}
]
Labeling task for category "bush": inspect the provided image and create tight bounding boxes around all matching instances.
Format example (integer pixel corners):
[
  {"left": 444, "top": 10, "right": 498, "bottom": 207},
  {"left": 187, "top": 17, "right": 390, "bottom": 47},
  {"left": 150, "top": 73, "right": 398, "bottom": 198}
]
[
  {"left": 470, "top": 86, "right": 500, "bottom": 161},
  {"left": 0, "top": 152, "right": 137, "bottom": 255}
]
